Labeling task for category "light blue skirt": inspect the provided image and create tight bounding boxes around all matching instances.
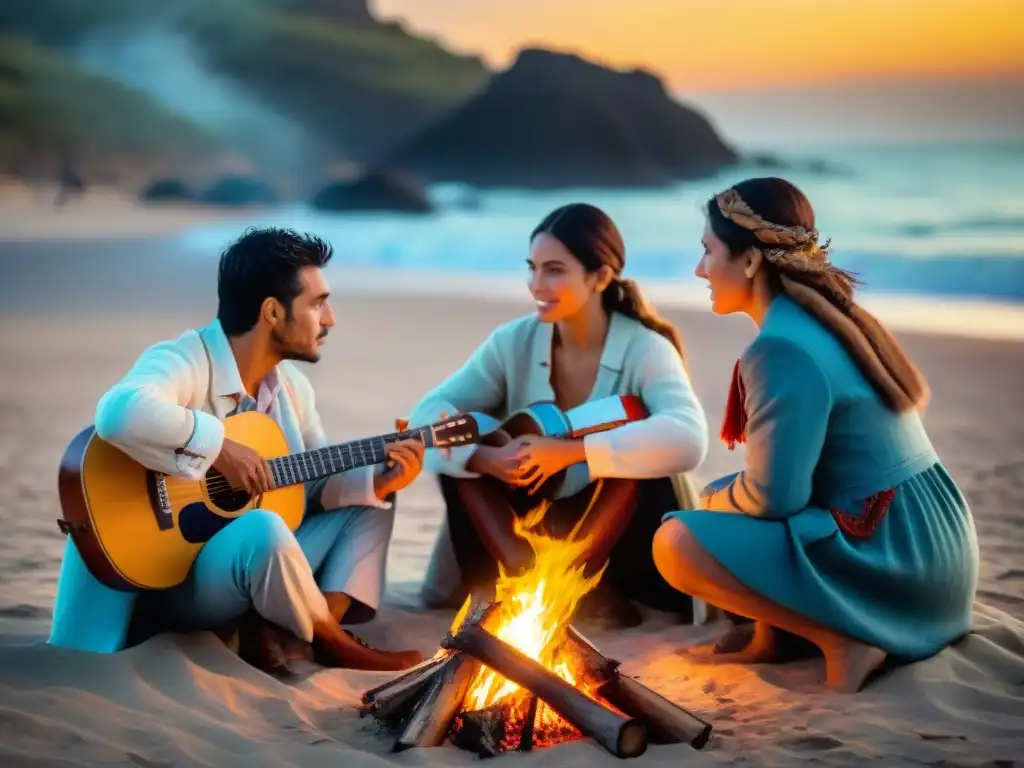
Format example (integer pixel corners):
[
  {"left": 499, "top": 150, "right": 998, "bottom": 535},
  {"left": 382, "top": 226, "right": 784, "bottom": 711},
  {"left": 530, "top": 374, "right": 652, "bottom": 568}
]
[{"left": 664, "top": 462, "right": 979, "bottom": 661}]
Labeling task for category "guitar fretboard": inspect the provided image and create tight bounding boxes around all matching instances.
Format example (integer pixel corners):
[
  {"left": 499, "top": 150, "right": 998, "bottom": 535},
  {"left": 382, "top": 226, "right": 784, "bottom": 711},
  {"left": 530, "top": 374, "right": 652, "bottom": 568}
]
[{"left": 266, "top": 427, "right": 434, "bottom": 488}]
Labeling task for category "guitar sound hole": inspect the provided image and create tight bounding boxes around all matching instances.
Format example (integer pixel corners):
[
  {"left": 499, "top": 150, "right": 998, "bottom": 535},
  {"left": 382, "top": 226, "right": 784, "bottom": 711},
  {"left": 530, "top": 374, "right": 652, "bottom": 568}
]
[{"left": 204, "top": 470, "right": 252, "bottom": 511}]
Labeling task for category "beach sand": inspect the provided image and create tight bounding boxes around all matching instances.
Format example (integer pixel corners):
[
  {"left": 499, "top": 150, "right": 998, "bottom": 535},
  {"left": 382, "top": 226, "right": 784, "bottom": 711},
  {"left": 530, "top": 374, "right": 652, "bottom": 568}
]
[{"left": 1, "top": 206, "right": 1022, "bottom": 766}]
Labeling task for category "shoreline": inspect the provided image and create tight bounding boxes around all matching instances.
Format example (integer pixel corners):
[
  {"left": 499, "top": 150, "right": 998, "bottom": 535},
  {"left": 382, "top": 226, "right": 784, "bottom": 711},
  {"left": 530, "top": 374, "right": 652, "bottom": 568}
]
[
  {"left": 2, "top": 234, "right": 1022, "bottom": 344},
  {"left": 1, "top": 179, "right": 1022, "bottom": 344},
  {"left": 314, "top": 267, "right": 1024, "bottom": 343}
]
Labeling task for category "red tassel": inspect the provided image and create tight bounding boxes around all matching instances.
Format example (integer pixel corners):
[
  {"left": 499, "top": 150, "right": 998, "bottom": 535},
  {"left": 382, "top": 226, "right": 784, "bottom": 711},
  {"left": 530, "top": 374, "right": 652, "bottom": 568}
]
[
  {"left": 829, "top": 488, "right": 896, "bottom": 539},
  {"left": 720, "top": 359, "right": 747, "bottom": 450}
]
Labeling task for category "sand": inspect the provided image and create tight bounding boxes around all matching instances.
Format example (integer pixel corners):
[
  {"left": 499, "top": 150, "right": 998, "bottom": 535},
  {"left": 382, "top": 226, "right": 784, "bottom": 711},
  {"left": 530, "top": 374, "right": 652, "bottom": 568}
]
[
  {"left": 1, "top": 199, "right": 1022, "bottom": 766},
  {"left": 0, "top": 181, "right": 242, "bottom": 241}
]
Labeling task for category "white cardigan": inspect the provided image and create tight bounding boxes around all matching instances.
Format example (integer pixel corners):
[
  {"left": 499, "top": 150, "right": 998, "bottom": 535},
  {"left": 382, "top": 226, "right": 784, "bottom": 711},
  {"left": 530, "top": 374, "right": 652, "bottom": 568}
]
[{"left": 407, "top": 311, "right": 709, "bottom": 490}]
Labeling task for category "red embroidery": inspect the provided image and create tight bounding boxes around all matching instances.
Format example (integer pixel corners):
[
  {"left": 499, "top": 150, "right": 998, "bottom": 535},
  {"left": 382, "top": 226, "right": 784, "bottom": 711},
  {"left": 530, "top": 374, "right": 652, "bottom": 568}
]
[
  {"left": 720, "top": 359, "right": 747, "bottom": 451},
  {"left": 829, "top": 488, "right": 896, "bottom": 538}
]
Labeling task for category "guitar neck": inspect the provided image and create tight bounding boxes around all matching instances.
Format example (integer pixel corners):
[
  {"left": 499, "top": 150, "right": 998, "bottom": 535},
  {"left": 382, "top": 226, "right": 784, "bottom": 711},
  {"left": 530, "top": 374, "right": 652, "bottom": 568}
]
[{"left": 266, "top": 427, "right": 434, "bottom": 488}]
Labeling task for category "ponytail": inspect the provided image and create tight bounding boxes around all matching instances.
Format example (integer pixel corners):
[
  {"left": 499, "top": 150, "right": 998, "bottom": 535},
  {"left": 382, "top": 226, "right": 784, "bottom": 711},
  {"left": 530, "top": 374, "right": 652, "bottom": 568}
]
[
  {"left": 777, "top": 267, "right": 930, "bottom": 412},
  {"left": 603, "top": 277, "right": 687, "bottom": 362},
  {"left": 707, "top": 179, "right": 930, "bottom": 414}
]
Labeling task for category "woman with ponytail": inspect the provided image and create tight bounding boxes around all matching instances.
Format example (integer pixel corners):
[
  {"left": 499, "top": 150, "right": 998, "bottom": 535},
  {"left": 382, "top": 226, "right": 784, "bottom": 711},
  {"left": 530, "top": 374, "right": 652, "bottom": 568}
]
[
  {"left": 407, "top": 203, "right": 709, "bottom": 628},
  {"left": 652, "top": 177, "right": 979, "bottom": 692}
]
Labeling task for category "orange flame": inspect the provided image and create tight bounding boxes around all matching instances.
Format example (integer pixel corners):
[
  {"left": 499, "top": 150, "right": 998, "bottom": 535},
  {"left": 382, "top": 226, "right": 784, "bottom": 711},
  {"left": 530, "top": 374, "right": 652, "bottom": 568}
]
[{"left": 451, "top": 499, "right": 607, "bottom": 724}]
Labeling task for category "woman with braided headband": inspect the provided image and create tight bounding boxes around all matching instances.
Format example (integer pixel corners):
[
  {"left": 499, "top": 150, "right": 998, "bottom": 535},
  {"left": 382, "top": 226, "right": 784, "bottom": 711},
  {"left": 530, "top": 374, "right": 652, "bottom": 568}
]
[{"left": 652, "top": 177, "right": 979, "bottom": 693}]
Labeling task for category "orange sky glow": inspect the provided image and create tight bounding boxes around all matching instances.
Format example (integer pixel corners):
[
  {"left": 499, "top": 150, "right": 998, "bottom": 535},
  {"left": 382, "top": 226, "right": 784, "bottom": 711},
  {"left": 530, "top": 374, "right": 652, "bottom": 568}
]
[{"left": 375, "top": 0, "right": 1024, "bottom": 91}]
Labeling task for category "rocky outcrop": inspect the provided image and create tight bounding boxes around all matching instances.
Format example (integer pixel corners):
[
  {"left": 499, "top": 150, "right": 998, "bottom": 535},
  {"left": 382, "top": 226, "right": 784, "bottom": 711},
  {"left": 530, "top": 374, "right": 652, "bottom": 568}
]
[
  {"left": 197, "top": 176, "right": 278, "bottom": 206},
  {"left": 311, "top": 169, "right": 434, "bottom": 213},
  {"left": 384, "top": 48, "right": 740, "bottom": 189},
  {"left": 285, "top": 0, "right": 375, "bottom": 26},
  {"left": 139, "top": 177, "right": 193, "bottom": 203}
]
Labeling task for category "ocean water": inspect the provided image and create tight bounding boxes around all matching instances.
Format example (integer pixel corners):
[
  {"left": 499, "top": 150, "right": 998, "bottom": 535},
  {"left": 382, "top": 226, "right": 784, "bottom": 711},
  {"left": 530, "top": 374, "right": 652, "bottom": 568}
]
[{"left": 177, "top": 142, "right": 1024, "bottom": 308}]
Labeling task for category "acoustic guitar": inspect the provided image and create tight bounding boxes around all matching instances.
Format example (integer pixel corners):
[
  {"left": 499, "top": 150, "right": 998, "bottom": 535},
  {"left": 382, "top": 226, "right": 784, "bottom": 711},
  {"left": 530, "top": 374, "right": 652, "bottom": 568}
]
[
  {"left": 473, "top": 394, "right": 649, "bottom": 505},
  {"left": 57, "top": 411, "right": 480, "bottom": 592}
]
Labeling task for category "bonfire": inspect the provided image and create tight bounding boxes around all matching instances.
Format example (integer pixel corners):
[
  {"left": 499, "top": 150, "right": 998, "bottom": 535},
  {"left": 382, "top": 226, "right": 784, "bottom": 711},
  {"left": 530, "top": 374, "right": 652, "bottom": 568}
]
[{"left": 361, "top": 501, "right": 712, "bottom": 758}]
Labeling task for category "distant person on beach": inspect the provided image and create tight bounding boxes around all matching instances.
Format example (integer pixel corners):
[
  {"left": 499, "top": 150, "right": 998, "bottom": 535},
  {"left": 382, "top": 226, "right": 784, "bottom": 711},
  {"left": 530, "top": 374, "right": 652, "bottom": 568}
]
[
  {"left": 652, "top": 177, "right": 980, "bottom": 693},
  {"left": 53, "top": 155, "right": 86, "bottom": 208},
  {"left": 48, "top": 227, "right": 426, "bottom": 676},
  {"left": 407, "top": 203, "right": 710, "bottom": 629}
]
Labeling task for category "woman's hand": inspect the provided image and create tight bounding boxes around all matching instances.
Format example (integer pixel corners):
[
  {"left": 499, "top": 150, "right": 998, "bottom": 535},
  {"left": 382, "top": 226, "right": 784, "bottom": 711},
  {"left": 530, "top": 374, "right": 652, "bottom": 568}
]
[
  {"left": 467, "top": 442, "right": 524, "bottom": 485},
  {"left": 513, "top": 437, "right": 586, "bottom": 495}
]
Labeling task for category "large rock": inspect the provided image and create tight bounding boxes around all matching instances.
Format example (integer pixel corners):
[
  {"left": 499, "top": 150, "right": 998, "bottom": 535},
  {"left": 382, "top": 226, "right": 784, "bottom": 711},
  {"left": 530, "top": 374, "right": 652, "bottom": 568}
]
[
  {"left": 383, "top": 48, "right": 740, "bottom": 189},
  {"left": 284, "top": 0, "right": 375, "bottom": 25},
  {"left": 311, "top": 169, "right": 434, "bottom": 213},
  {"left": 197, "top": 176, "right": 278, "bottom": 206},
  {"left": 139, "top": 177, "right": 193, "bottom": 203}
]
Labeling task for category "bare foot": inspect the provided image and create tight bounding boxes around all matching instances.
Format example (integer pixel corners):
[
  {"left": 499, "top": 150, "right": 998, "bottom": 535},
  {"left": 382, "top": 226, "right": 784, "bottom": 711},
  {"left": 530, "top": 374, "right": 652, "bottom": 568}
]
[
  {"left": 688, "top": 621, "right": 789, "bottom": 664},
  {"left": 237, "top": 615, "right": 294, "bottom": 679},
  {"left": 685, "top": 622, "right": 753, "bottom": 659},
  {"left": 821, "top": 638, "right": 887, "bottom": 693},
  {"left": 313, "top": 619, "right": 424, "bottom": 671}
]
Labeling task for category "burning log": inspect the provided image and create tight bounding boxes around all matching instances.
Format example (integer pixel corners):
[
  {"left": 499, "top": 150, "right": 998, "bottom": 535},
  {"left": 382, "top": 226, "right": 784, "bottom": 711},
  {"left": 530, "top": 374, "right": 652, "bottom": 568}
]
[
  {"left": 599, "top": 674, "right": 712, "bottom": 749},
  {"left": 450, "top": 703, "right": 512, "bottom": 757},
  {"left": 519, "top": 695, "right": 539, "bottom": 752},
  {"left": 392, "top": 652, "right": 480, "bottom": 751},
  {"left": 563, "top": 627, "right": 712, "bottom": 749},
  {"left": 391, "top": 599, "right": 499, "bottom": 752},
  {"left": 360, "top": 654, "right": 448, "bottom": 722},
  {"left": 566, "top": 625, "right": 622, "bottom": 678},
  {"left": 443, "top": 621, "right": 648, "bottom": 759}
]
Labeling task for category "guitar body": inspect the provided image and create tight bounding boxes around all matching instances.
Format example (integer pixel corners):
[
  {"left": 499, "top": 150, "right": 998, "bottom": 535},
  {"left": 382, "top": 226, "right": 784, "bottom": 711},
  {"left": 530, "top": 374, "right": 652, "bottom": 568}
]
[
  {"left": 59, "top": 411, "right": 305, "bottom": 592},
  {"left": 479, "top": 395, "right": 648, "bottom": 506}
]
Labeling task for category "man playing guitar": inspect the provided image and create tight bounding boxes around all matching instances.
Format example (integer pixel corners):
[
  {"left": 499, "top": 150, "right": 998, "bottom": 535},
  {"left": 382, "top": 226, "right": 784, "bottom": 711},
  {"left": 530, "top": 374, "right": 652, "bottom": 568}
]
[{"left": 49, "top": 227, "right": 425, "bottom": 676}]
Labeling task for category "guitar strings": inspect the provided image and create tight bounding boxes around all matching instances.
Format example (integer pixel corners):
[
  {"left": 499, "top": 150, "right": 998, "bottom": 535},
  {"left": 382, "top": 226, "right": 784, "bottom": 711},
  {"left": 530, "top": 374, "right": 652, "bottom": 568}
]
[
  {"left": 175, "top": 430, "right": 428, "bottom": 495},
  {"left": 568, "top": 478, "right": 604, "bottom": 541},
  {"left": 162, "top": 421, "right": 471, "bottom": 499}
]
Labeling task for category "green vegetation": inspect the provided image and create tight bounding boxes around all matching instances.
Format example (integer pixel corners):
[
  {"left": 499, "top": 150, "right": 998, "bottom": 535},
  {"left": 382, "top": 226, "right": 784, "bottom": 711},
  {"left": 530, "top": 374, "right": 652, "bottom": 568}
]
[
  {"left": 0, "top": 0, "right": 489, "bottom": 179},
  {"left": 0, "top": 35, "right": 219, "bottom": 177}
]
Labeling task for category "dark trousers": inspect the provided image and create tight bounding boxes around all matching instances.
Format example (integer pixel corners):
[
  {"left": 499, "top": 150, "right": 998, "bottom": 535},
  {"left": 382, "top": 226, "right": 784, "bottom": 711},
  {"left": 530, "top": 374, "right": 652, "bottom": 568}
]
[{"left": 439, "top": 474, "right": 694, "bottom": 621}]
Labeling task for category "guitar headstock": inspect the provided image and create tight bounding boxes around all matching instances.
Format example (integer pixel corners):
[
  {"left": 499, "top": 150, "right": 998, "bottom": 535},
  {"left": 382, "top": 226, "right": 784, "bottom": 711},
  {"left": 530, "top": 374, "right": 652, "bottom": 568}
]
[{"left": 428, "top": 413, "right": 480, "bottom": 448}]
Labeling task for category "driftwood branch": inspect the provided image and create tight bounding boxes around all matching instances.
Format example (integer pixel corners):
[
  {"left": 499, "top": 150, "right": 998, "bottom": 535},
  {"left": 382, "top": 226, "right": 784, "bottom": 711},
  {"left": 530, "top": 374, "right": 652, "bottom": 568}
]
[
  {"left": 391, "top": 600, "right": 500, "bottom": 751},
  {"left": 392, "top": 652, "right": 479, "bottom": 751},
  {"left": 598, "top": 674, "right": 712, "bottom": 749},
  {"left": 565, "top": 625, "right": 622, "bottom": 680},
  {"left": 360, "top": 654, "right": 448, "bottom": 722},
  {"left": 443, "top": 621, "right": 647, "bottom": 759},
  {"left": 562, "top": 628, "right": 712, "bottom": 748}
]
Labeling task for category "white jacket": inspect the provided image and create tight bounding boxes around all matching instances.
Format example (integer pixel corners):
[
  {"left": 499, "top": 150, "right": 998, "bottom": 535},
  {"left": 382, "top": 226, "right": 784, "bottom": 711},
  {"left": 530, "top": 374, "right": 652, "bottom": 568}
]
[{"left": 49, "top": 319, "right": 385, "bottom": 654}]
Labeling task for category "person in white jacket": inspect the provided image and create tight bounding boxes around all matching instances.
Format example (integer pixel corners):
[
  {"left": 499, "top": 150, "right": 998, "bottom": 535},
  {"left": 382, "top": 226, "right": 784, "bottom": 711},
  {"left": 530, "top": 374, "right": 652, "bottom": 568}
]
[
  {"left": 407, "top": 204, "right": 710, "bottom": 629},
  {"left": 48, "top": 227, "right": 425, "bottom": 675}
]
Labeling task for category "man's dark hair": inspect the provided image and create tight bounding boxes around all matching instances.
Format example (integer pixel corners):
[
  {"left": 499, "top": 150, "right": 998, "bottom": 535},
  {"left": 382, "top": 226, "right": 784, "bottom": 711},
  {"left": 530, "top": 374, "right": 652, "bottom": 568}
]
[{"left": 216, "top": 227, "right": 333, "bottom": 336}]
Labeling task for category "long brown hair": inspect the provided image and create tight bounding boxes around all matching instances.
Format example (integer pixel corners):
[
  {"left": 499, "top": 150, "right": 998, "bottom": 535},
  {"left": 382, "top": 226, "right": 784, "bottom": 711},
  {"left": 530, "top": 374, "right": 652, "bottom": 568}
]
[
  {"left": 706, "top": 177, "right": 929, "bottom": 412},
  {"left": 531, "top": 203, "right": 686, "bottom": 359}
]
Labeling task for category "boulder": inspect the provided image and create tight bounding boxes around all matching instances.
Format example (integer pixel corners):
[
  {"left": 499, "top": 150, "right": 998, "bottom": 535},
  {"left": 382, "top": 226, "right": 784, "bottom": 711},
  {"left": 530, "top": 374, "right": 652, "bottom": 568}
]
[
  {"left": 196, "top": 176, "right": 278, "bottom": 206},
  {"left": 383, "top": 48, "right": 740, "bottom": 189},
  {"left": 139, "top": 177, "right": 193, "bottom": 203},
  {"left": 311, "top": 169, "right": 434, "bottom": 213}
]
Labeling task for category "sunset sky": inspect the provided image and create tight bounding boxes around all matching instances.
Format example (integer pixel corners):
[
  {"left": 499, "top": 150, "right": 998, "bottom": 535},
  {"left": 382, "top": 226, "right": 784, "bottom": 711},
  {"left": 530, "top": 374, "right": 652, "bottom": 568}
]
[
  {"left": 375, "top": 0, "right": 1024, "bottom": 145},
  {"left": 375, "top": 0, "right": 1022, "bottom": 91}
]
